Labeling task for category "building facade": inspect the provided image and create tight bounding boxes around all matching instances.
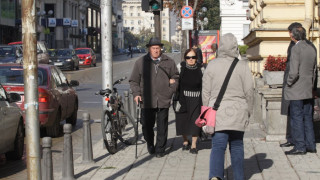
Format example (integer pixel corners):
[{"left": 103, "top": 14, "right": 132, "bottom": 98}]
[
  {"left": 220, "top": 0, "right": 250, "bottom": 45},
  {"left": 122, "top": 0, "right": 171, "bottom": 42},
  {"left": 243, "top": 0, "right": 319, "bottom": 77}
]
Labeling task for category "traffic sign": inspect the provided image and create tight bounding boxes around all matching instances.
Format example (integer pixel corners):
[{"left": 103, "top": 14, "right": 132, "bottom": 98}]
[
  {"left": 180, "top": 6, "right": 193, "bottom": 18},
  {"left": 182, "top": 18, "right": 193, "bottom": 30}
]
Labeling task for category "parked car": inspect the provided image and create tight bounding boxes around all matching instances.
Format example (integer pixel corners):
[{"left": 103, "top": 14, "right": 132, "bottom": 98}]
[
  {"left": 50, "top": 49, "right": 80, "bottom": 71},
  {"left": 0, "top": 84, "right": 24, "bottom": 160},
  {"left": 75, "top": 48, "right": 97, "bottom": 67},
  {"left": 8, "top": 41, "right": 50, "bottom": 64},
  {"left": 0, "top": 64, "right": 79, "bottom": 137},
  {"left": 0, "top": 45, "right": 23, "bottom": 64}
]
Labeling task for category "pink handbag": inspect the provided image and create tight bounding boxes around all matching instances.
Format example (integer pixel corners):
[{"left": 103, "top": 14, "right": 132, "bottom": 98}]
[
  {"left": 195, "top": 106, "right": 216, "bottom": 134},
  {"left": 195, "top": 58, "right": 239, "bottom": 135}
]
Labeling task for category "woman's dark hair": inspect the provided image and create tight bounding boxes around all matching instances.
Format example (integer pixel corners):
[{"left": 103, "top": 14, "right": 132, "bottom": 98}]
[{"left": 184, "top": 48, "right": 196, "bottom": 60}]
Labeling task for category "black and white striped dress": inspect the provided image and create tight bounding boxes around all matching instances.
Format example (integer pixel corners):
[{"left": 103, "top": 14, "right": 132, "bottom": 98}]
[{"left": 175, "top": 64, "right": 202, "bottom": 136}]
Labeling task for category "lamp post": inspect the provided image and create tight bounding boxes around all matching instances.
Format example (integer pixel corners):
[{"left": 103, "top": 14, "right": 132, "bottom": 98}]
[
  {"left": 37, "top": 10, "right": 53, "bottom": 46},
  {"left": 196, "top": 7, "right": 208, "bottom": 30}
]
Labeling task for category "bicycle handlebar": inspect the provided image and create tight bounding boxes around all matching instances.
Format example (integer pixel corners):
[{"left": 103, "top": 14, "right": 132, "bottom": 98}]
[{"left": 95, "top": 76, "right": 127, "bottom": 96}]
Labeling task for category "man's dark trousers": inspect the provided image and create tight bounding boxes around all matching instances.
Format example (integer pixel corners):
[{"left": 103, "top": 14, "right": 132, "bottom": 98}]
[
  {"left": 141, "top": 108, "right": 169, "bottom": 153},
  {"left": 290, "top": 99, "right": 316, "bottom": 151}
]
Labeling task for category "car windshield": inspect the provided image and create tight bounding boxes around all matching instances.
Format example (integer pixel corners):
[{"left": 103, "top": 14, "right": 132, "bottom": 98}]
[
  {"left": 0, "top": 66, "right": 48, "bottom": 86},
  {"left": 57, "top": 49, "right": 72, "bottom": 56},
  {"left": 0, "top": 47, "right": 15, "bottom": 57},
  {"left": 75, "top": 49, "right": 90, "bottom": 54}
]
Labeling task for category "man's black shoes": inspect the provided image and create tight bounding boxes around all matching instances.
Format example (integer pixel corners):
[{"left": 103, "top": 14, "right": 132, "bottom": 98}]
[
  {"left": 306, "top": 149, "right": 317, "bottom": 153},
  {"left": 147, "top": 145, "right": 155, "bottom": 155},
  {"left": 280, "top": 142, "right": 294, "bottom": 147},
  {"left": 156, "top": 152, "right": 165, "bottom": 158},
  {"left": 285, "top": 149, "right": 306, "bottom": 155}
]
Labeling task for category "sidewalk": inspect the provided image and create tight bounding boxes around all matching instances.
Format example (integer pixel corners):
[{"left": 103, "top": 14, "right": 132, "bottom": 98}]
[{"left": 53, "top": 108, "right": 320, "bottom": 180}]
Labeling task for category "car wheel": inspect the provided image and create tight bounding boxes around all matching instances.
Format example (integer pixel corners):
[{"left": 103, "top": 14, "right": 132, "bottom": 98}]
[
  {"left": 6, "top": 120, "right": 24, "bottom": 160},
  {"left": 94, "top": 61, "right": 97, "bottom": 67},
  {"left": 46, "top": 110, "right": 61, "bottom": 137},
  {"left": 66, "top": 101, "right": 78, "bottom": 126},
  {"left": 71, "top": 63, "right": 75, "bottom": 71},
  {"left": 76, "top": 64, "right": 79, "bottom": 70}
]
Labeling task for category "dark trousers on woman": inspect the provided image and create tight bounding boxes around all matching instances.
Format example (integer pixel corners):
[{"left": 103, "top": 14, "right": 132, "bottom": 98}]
[
  {"left": 141, "top": 108, "right": 169, "bottom": 153},
  {"left": 290, "top": 99, "right": 316, "bottom": 151}
]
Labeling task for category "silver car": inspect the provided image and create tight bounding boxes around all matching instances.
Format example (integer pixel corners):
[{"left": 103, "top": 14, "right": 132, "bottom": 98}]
[{"left": 0, "top": 84, "right": 24, "bottom": 160}]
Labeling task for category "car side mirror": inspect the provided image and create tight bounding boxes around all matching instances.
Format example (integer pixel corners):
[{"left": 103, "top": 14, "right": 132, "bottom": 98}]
[
  {"left": 69, "top": 80, "right": 79, "bottom": 87},
  {"left": 8, "top": 93, "right": 21, "bottom": 103}
]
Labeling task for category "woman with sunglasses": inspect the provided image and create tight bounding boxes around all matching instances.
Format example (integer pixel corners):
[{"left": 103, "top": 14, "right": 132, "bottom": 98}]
[{"left": 175, "top": 48, "right": 204, "bottom": 154}]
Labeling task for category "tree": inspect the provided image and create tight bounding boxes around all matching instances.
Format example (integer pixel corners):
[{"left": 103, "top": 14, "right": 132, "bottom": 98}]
[
  {"left": 135, "top": 28, "right": 154, "bottom": 48},
  {"left": 124, "top": 30, "right": 139, "bottom": 48}
]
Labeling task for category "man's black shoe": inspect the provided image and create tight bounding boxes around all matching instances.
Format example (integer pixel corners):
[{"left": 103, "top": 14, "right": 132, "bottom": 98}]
[
  {"left": 306, "top": 149, "right": 317, "bottom": 153},
  {"left": 280, "top": 142, "right": 294, "bottom": 147},
  {"left": 147, "top": 145, "right": 155, "bottom": 155},
  {"left": 285, "top": 149, "right": 306, "bottom": 155},
  {"left": 156, "top": 152, "right": 165, "bottom": 158}
]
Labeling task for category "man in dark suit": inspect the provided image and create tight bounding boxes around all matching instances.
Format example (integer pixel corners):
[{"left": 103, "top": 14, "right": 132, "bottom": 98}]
[
  {"left": 280, "top": 22, "right": 303, "bottom": 148},
  {"left": 284, "top": 26, "right": 317, "bottom": 155}
]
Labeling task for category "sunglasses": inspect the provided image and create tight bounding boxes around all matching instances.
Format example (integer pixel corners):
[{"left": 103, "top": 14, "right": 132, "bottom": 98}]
[{"left": 185, "top": 56, "right": 197, "bottom": 60}]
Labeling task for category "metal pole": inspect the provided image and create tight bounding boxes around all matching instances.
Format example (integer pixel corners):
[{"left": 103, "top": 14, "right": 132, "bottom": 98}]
[
  {"left": 41, "top": 137, "right": 53, "bottom": 180},
  {"left": 186, "top": 0, "right": 189, "bottom": 49},
  {"left": 101, "top": 0, "right": 113, "bottom": 108},
  {"left": 62, "top": 124, "right": 75, "bottom": 180},
  {"left": 154, "top": 11, "right": 161, "bottom": 39},
  {"left": 22, "top": 0, "right": 41, "bottom": 179},
  {"left": 82, "top": 113, "right": 94, "bottom": 164}
]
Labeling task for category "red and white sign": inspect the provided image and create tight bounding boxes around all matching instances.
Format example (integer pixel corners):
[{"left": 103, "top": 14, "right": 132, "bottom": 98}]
[{"left": 180, "top": 6, "right": 193, "bottom": 18}]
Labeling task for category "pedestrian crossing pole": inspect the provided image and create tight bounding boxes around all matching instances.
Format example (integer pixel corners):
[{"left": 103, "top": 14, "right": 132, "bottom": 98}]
[
  {"left": 22, "top": 0, "right": 42, "bottom": 179},
  {"left": 101, "top": 0, "right": 113, "bottom": 109}
]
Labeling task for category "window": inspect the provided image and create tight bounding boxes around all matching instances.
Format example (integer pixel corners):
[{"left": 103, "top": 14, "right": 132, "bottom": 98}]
[
  {"left": 123, "top": 13, "right": 126, "bottom": 17},
  {"left": 138, "top": 13, "right": 140, "bottom": 16},
  {"left": 137, "top": 6, "right": 141, "bottom": 9},
  {"left": 131, "top": 27, "right": 134, "bottom": 31},
  {"left": 124, "top": 20, "right": 127, "bottom": 24},
  {"left": 131, "top": 20, "right": 134, "bottom": 25},
  {"left": 130, "top": 6, "right": 134, "bottom": 10},
  {"left": 138, "top": 20, "right": 141, "bottom": 25},
  {"left": 163, "top": 20, "right": 166, "bottom": 24},
  {"left": 130, "top": 13, "right": 133, "bottom": 16},
  {"left": 163, "top": 27, "right": 166, "bottom": 31},
  {"left": 243, "top": 24, "right": 250, "bottom": 37},
  {"left": 162, "top": 12, "right": 165, "bottom": 16}
]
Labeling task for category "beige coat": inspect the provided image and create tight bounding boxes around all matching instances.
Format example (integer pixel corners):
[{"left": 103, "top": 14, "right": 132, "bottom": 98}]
[{"left": 202, "top": 33, "right": 253, "bottom": 132}]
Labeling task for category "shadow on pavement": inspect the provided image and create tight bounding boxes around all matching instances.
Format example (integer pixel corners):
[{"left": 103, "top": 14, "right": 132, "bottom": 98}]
[{"left": 225, "top": 153, "right": 273, "bottom": 180}]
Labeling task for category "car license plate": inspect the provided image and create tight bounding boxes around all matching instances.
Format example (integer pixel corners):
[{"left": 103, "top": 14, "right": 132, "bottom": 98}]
[
  {"left": 80, "top": 61, "right": 84, "bottom": 64},
  {"left": 54, "top": 62, "right": 63, "bottom": 66}
]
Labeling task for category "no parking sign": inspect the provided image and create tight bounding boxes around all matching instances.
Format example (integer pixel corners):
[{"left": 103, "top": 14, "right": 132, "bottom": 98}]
[{"left": 181, "top": 6, "right": 194, "bottom": 18}]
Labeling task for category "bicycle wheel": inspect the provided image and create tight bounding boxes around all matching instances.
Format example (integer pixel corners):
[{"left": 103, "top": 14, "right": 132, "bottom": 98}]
[
  {"left": 101, "top": 111, "right": 118, "bottom": 154},
  {"left": 118, "top": 107, "right": 138, "bottom": 145}
]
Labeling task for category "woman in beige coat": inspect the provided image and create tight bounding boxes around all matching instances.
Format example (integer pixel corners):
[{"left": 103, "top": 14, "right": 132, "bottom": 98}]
[{"left": 202, "top": 33, "right": 253, "bottom": 180}]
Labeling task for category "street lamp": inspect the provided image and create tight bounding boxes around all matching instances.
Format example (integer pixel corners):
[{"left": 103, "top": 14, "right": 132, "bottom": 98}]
[
  {"left": 196, "top": 7, "right": 208, "bottom": 30},
  {"left": 37, "top": 10, "right": 53, "bottom": 46}
]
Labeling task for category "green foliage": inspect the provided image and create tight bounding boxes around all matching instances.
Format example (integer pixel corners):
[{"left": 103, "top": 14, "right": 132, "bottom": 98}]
[
  {"left": 135, "top": 28, "right": 154, "bottom": 48},
  {"left": 238, "top": 45, "right": 249, "bottom": 55},
  {"left": 124, "top": 31, "right": 139, "bottom": 48},
  {"left": 202, "top": 0, "right": 220, "bottom": 30},
  {"left": 161, "top": 40, "right": 172, "bottom": 53}
]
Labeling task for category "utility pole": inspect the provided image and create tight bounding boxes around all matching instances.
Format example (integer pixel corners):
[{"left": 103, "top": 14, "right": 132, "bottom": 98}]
[
  {"left": 22, "top": 0, "right": 41, "bottom": 179},
  {"left": 100, "top": 0, "right": 113, "bottom": 108},
  {"left": 154, "top": 11, "right": 161, "bottom": 39},
  {"left": 186, "top": 0, "right": 189, "bottom": 49}
]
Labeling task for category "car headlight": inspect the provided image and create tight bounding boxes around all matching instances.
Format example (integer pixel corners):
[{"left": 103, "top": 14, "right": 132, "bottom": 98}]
[
  {"left": 66, "top": 59, "right": 72, "bottom": 62},
  {"left": 85, "top": 56, "right": 91, "bottom": 59}
]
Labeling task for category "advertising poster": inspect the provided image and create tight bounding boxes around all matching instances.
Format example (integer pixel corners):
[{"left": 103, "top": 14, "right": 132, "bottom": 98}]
[{"left": 192, "top": 30, "right": 219, "bottom": 64}]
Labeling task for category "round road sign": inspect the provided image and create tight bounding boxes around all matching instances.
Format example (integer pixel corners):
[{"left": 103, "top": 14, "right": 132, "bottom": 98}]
[{"left": 181, "top": 6, "right": 194, "bottom": 18}]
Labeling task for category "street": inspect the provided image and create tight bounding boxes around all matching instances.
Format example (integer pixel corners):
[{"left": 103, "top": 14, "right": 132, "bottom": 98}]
[{"left": 0, "top": 52, "right": 181, "bottom": 180}]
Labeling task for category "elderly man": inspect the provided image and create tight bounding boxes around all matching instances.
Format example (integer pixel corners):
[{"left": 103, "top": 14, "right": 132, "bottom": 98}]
[
  {"left": 284, "top": 26, "right": 317, "bottom": 155},
  {"left": 129, "top": 37, "right": 179, "bottom": 158}
]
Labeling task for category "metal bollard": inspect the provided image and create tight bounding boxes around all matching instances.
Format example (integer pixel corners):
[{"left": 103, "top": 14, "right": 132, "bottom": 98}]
[
  {"left": 129, "top": 89, "right": 136, "bottom": 119},
  {"left": 124, "top": 90, "right": 130, "bottom": 113},
  {"left": 42, "top": 137, "right": 53, "bottom": 180},
  {"left": 61, "top": 124, "right": 75, "bottom": 180},
  {"left": 82, "top": 112, "right": 94, "bottom": 164}
]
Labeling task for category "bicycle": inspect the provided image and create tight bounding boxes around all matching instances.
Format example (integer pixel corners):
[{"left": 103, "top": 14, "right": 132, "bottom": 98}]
[{"left": 96, "top": 77, "right": 138, "bottom": 154}]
